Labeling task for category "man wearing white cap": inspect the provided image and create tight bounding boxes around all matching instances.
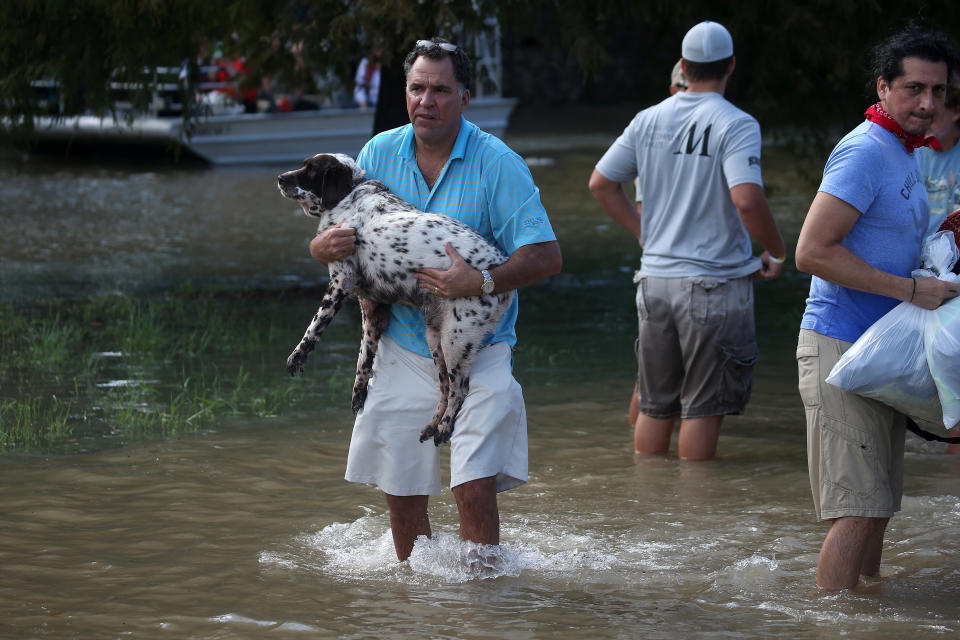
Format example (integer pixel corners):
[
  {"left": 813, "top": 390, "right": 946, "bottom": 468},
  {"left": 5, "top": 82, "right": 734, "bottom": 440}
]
[{"left": 589, "top": 21, "right": 785, "bottom": 461}]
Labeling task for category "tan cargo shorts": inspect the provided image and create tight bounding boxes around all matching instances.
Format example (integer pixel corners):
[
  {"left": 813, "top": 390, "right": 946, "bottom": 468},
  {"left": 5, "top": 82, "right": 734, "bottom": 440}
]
[{"left": 796, "top": 329, "right": 906, "bottom": 520}]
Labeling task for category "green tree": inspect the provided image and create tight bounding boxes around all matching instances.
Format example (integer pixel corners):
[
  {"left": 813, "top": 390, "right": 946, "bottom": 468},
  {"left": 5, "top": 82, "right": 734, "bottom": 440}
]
[
  {"left": 0, "top": 0, "right": 498, "bottom": 142},
  {"left": 2, "top": 0, "right": 959, "bottom": 148}
]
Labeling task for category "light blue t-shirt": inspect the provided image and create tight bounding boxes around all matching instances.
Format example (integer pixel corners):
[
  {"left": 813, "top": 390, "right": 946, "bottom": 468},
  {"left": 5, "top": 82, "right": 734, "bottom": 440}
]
[
  {"left": 595, "top": 91, "right": 765, "bottom": 278},
  {"left": 800, "top": 120, "right": 929, "bottom": 343},
  {"left": 355, "top": 116, "right": 556, "bottom": 357},
  {"left": 918, "top": 144, "right": 960, "bottom": 236}
]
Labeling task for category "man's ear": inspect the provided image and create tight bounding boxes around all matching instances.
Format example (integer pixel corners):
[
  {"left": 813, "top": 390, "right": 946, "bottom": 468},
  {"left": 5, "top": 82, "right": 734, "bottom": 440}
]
[{"left": 877, "top": 76, "right": 890, "bottom": 102}]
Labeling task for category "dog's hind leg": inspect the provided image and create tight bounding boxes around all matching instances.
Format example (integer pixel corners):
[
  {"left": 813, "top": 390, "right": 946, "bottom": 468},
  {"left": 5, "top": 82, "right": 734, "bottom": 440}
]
[
  {"left": 352, "top": 298, "right": 389, "bottom": 414},
  {"left": 432, "top": 326, "right": 480, "bottom": 446},
  {"left": 419, "top": 321, "right": 450, "bottom": 444},
  {"left": 430, "top": 296, "right": 510, "bottom": 445},
  {"left": 286, "top": 272, "right": 352, "bottom": 375}
]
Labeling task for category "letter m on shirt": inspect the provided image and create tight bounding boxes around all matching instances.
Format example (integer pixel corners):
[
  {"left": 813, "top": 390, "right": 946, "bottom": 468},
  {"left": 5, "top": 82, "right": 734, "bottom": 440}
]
[{"left": 674, "top": 123, "right": 712, "bottom": 157}]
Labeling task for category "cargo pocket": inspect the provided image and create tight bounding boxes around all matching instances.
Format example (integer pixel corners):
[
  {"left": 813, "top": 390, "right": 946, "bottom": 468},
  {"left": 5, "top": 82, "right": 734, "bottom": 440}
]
[
  {"left": 690, "top": 278, "right": 726, "bottom": 325},
  {"left": 821, "top": 416, "right": 880, "bottom": 499},
  {"left": 796, "top": 343, "right": 820, "bottom": 407},
  {"left": 719, "top": 342, "right": 758, "bottom": 409}
]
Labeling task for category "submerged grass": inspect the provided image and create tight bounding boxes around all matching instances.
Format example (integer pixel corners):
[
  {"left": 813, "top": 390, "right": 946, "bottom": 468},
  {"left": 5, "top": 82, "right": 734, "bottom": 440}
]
[{"left": 0, "top": 286, "right": 358, "bottom": 452}]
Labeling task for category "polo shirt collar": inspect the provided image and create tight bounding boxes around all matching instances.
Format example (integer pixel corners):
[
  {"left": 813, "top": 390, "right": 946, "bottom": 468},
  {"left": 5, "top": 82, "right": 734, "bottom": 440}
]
[{"left": 398, "top": 116, "right": 471, "bottom": 163}]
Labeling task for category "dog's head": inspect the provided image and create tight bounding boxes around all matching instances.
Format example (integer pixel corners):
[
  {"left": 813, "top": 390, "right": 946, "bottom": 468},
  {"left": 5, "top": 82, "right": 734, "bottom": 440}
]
[{"left": 277, "top": 153, "right": 366, "bottom": 216}]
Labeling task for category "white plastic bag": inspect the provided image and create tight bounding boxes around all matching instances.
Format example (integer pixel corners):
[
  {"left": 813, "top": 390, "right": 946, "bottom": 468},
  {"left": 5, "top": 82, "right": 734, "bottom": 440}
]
[
  {"left": 825, "top": 231, "right": 960, "bottom": 429},
  {"left": 825, "top": 301, "right": 944, "bottom": 426},
  {"left": 925, "top": 297, "right": 960, "bottom": 428},
  {"left": 912, "top": 231, "right": 960, "bottom": 279}
]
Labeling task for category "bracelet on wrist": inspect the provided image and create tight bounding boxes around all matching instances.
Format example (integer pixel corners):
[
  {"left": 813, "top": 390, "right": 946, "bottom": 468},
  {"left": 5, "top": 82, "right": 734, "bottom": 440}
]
[{"left": 768, "top": 253, "right": 786, "bottom": 264}]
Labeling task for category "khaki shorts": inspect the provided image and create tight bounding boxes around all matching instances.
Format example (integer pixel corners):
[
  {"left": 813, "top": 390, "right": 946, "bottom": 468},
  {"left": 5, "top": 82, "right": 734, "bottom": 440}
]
[
  {"left": 344, "top": 335, "right": 527, "bottom": 496},
  {"left": 634, "top": 275, "right": 758, "bottom": 418},
  {"left": 796, "top": 329, "right": 906, "bottom": 520}
]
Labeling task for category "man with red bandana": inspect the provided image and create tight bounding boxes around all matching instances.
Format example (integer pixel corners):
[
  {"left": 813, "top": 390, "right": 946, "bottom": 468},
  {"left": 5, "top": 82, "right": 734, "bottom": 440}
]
[{"left": 795, "top": 25, "right": 960, "bottom": 590}]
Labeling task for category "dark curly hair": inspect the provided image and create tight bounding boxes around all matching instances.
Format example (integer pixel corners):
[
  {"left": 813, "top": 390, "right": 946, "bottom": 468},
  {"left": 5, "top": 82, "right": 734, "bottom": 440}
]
[
  {"left": 871, "top": 24, "right": 958, "bottom": 84},
  {"left": 402, "top": 37, "right": 473, "bottom": 94}
]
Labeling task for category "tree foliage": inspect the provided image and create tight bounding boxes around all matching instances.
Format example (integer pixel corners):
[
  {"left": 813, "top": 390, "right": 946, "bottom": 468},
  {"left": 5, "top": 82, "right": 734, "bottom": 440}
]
[
  {"left": 498, "top": 0, "right": 960, "bottom": 137},
  {"left": 1, "top": 0, "right": 960, "bottom": 145}
]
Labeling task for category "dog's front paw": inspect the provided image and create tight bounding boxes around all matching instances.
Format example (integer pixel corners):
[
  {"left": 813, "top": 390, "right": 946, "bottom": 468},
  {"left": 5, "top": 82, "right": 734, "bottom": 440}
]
[
  {"left": 434, "top": 419, "right": 454, "bottom": 446},
  {"left": 419, "top": 422, "right": 439, "bottom": 444},
  {"left": 286, "top": 348, "right": 308, "bottom": 376}
]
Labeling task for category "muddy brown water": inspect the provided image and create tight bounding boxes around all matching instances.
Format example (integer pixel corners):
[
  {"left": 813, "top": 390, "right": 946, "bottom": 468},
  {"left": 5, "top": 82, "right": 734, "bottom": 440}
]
[{"left": 2, "top": 126, "right": 959, "bottom": 638}]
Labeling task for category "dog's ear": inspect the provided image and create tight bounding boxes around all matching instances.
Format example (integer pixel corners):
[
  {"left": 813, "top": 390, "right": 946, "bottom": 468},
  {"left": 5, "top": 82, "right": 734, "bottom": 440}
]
[{"left": 320, "top": 161, "right": 355, "bottom": 210}]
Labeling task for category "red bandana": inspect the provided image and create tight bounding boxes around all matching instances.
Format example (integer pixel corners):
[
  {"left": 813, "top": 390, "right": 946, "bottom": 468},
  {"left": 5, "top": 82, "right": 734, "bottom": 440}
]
[{"left": 864, "top": 103, "right": 942, "bottom": 152}]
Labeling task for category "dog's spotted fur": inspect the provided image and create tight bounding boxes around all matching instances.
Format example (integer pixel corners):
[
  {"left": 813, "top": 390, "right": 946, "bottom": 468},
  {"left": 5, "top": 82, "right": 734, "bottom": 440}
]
[{"left": 278, "top": 153, "right": 513, "bottom": 445}]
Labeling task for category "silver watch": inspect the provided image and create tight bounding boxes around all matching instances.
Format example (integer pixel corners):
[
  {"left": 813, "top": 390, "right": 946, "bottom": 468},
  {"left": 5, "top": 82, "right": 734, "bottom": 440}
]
[{"left": 480, "top": 269, "right": 495, "bottom": 295}]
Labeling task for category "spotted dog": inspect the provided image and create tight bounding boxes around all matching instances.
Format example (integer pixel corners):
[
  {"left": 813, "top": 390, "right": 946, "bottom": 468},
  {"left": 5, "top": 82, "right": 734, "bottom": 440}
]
[{"left": 277, "top": 153, "right": 513, "bottom": 445}]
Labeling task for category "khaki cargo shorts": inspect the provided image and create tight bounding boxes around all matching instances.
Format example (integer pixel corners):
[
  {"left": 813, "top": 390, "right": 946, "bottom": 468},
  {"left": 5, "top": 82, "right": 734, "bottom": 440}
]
[
  {"left": 796, "top": 329, "right": 906, "bottom": 520},
  {"left": 634, "top": 275, "right": 758, "bottom": 419}
]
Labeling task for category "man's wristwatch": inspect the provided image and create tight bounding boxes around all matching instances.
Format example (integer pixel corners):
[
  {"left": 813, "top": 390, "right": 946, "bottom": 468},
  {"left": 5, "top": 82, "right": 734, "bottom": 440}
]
[{"left": 480, "top": 269, "right": 495, "bottom": 295}]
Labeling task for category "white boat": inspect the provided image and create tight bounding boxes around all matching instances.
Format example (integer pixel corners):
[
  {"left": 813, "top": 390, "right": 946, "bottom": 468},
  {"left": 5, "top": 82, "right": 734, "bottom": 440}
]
[
  {"left": 30, "top": 28, "right": 515, "bottom": 166},
  {"left": 31, "top": 96, "right": 517, "bottom": 165}
]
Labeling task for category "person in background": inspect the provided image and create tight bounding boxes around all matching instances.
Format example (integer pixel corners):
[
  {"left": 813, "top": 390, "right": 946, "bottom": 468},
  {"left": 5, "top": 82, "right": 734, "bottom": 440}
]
[
  {"left": 309, "top": 37, "right": 561, "bottom": 562},
  {"left": 590, "top": 21, "right": 785, "bottom": 461},
  {"left": 918, "top": 73, "right": 960, "bottom": 452},
  {"left": 353, "top": 48, "right": 382, "bottom": 109},
  {"left": 669, "top": 59, "right": 688, "bottom": 95},
  {"left": 794, "top": 25, "right": 959, "bottom": 590},
  {"left": 919, "top": 74, "right": 960, "bottom": 236},
  {"left": 627, "top": 57, "right": 688, "bottom": 429}
]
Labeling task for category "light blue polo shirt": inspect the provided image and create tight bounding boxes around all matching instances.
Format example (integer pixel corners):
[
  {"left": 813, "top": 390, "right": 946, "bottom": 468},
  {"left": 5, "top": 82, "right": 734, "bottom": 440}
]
[{"left": 355, "top": 116, "right": 556, "bottom": 357}]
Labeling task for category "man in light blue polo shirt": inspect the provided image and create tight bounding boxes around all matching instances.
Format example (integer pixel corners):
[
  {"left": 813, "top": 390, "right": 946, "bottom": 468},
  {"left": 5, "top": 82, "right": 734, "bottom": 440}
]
[{"left": 310, "top": 37, "right": 561, "bottom": 562}]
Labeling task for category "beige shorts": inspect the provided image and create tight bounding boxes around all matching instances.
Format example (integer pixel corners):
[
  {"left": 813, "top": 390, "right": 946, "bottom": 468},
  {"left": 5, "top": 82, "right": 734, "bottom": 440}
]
[
  {"left": 634, "top": 275, "right": 758, "bottom": 418},
  {"left": 344, "top": 335, "right": 527, "bottom": 496},
  {"left": 796, "top": 329, "right": 906, "bottom": 520}
]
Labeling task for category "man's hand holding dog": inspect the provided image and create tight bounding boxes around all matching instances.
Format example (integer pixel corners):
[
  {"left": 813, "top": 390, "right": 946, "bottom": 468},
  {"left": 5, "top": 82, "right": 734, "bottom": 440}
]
[
  {"left": 310, "top": 223, "right": 356, "bottom": 264},
  {"left": 416, "top": 244, "right": 485, "bottom": 298}
]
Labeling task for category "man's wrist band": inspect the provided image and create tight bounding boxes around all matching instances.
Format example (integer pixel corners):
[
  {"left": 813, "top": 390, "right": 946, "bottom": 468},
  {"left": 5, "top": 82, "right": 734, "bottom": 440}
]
[
  {"left": 910, "top": 277, "right": 917, "bottom": 303},
  {"left": 768, "top": 253, "right": 786, "bottom": 264}
]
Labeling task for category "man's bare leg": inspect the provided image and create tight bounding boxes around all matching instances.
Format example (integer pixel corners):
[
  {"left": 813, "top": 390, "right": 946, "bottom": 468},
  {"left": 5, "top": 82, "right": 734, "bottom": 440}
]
[
  {"left": 385, "top": 493, "right": 431, "bottom": 561},
  {"left": 452, "top": 476, "right": 499, "bottom": 545},
  {"left": 817, "top": 516, "right": 889, "bottom": 590},
  {"left": 634, "top": 414, "right": 674, "bottom": 454},
  {"left": 677, "top": 415, "right": 723, "bottom": 461},
  {"left": 629, "top": 383, "right": 639, "bottom": 428},
  {"left": 947, "top": 427, "right": 960, "bottom": 454}
]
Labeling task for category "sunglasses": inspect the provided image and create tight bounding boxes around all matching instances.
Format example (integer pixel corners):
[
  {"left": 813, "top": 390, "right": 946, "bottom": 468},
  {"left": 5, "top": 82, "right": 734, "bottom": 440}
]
[{"left": 416, "top": 39, "right": 458, "bottom": 53}]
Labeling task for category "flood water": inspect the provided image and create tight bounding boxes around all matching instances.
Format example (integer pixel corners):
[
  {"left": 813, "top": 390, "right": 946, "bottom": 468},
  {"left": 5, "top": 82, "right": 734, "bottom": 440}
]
[{"left": 3, "top": 110, "right": 960, "bottom": 638}]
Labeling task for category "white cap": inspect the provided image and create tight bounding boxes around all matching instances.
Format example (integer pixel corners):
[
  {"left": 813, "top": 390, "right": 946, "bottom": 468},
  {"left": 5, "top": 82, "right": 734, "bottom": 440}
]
[{"left": 681, "top": 21, "right": 733, "bottom": 63}]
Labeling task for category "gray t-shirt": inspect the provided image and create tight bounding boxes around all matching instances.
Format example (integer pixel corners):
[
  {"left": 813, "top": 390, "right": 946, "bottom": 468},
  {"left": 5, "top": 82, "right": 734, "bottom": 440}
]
[{"left": 596, "top": 91, "right": 764, "bottom": 278}]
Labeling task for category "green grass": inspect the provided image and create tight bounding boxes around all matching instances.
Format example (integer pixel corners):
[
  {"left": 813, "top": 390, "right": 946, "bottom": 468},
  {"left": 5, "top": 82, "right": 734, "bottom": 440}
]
[
  {"left": 0, "top": 396, "right": 74, "bottom": 448},
  {"left": 0, "top": 286, "right": 357, "bottom": 452}
]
